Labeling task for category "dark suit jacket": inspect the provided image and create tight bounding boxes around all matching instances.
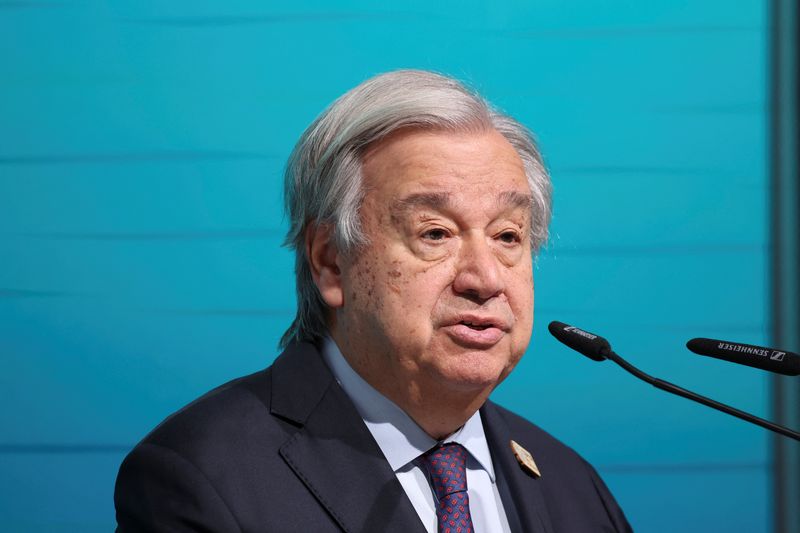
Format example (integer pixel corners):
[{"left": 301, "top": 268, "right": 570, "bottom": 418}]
[{"left": 115, "top": 342, "right": 632, "bottom": 532}]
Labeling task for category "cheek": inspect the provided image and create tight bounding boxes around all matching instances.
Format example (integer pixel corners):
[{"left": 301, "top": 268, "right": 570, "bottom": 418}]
[
  {"left": 383, "top": 261, "right": 433, "bottom": 316},
  {"left": 348, "top": 256, "right": 376, "bottom": 304},
  {"left": 511, "top": 270, "right": 535, "bottom": 330},
  {"left": 379, "top": 261, "right": 450, "bottom": 341},
  {"left": 347, "top": 254, "right": 417, "bottom": 318}
]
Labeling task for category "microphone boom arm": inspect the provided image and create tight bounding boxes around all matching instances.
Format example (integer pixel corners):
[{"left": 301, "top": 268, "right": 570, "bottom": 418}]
[{"left": 604, "top": 349, "right": 800, "bottom": 442}]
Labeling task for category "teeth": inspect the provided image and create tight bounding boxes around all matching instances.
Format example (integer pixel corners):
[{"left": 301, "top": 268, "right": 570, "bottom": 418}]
[{"left": 461, "top": 321, "right": 490, "bottom": 330}]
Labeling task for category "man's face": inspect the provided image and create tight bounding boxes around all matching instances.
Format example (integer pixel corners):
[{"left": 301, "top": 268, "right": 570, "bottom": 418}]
[{"left": 330, "top": 128, "right": 534, "bottom": 404}]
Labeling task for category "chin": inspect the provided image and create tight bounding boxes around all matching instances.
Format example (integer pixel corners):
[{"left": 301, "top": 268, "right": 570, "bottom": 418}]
[{"left": 434, "top": 352, "right": 513, "bottom": 394}]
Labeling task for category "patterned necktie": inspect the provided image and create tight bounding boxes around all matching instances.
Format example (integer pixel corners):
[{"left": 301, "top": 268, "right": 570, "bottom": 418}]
[{"left": 420, "top": 443, "right": 475, "bottom": 533}]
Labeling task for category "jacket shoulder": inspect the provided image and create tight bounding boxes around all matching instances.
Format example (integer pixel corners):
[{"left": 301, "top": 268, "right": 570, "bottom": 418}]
[
  {"left": 140, "top": 366, "right": 286, "bottom": 453},
  {"left": 483, "top": 401, "right": 633, "bottom": 532},
  {"left": 115, "top": 342, "right": 340, "bottom": 531},
  {"left": 485, "top": 401, "right": 589, "bottom": 466},
  {"left": 136, "top": 340, "right": 329, "bottom": 455}
]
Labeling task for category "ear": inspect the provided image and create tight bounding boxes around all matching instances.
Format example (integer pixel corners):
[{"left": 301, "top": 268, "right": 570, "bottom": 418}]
[{"left": 305, "top": 223, "right": 344, "bottom": 308}]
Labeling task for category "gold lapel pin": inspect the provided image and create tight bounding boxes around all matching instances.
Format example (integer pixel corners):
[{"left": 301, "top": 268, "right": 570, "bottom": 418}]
[{"left": 510, "top": 440, "right": 541, "bottom": 478}]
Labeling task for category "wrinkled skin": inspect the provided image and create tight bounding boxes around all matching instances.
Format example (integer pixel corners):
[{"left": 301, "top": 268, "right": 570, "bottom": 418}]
[{"left": 309, "top": 128, "right": 534, "bottom": 438}]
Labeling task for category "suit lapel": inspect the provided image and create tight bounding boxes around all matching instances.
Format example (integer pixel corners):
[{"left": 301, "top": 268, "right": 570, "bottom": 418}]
[
  {"left": 481, "top": 401, "right": 555, "bottom": 533},
  {"left": 271, "top": 343, "right": 425, "bottom": 533}
]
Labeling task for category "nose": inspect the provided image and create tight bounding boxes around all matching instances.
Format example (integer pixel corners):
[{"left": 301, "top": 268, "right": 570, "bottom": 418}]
[{"left": 452, "top": 233, "right": 504, "bottom": 301}]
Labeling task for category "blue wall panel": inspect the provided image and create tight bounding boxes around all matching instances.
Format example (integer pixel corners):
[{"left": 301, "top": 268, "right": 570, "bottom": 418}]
[{"left": 1, "top": 1, "right": 771, "bottom": 530}]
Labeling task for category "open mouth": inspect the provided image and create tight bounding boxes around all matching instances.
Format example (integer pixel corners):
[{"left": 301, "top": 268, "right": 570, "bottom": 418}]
[
  {"left": 460, "top": 320, "right": 493, "bottom": 331},
  {"left": 446, "top": 318, "right": 506, "bottom": 347}
]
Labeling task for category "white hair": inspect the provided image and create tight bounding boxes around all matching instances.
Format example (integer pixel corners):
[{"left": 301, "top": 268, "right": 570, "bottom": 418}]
[{"left": 280, "top": 69, "right": 552, "bottom": 348}]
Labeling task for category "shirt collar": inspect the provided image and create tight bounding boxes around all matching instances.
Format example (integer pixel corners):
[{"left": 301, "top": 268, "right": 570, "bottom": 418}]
[{"left": 320, "top": 336, "right": 496, "bottom": 482}]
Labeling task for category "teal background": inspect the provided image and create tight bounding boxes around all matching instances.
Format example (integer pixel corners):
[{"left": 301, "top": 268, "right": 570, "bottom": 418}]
[{"left": 0, "top": 1, "right": 771, "bottom": 531}]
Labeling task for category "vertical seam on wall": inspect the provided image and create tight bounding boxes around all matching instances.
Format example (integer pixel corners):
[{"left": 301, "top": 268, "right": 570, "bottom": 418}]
[{"left": 770, "top": 0, "right": 799, "bottom": 531}]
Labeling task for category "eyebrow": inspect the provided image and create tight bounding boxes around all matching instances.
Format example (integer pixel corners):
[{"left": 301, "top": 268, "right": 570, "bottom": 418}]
[
  {"left": 391, "top": 192, "right": 452, "bottom": 215},
  {"left": 498, "top": 191, "right": 534, "bottom": 211},
  {"left": 391, "top": 190, "right": 533, "bottom": 217}
]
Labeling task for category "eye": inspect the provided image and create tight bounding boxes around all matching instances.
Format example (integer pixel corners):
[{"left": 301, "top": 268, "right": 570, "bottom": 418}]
[
  {"left": 497, "top": 230, "right": 521, "bottom": 244},
  {"left": 421, "top": 227, "right": 450, "bottom": 241}
]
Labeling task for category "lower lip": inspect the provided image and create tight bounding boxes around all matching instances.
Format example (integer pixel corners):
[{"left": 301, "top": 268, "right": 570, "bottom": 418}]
[{"left": 444, "top": 324, "right": 505, "bottom": 348}]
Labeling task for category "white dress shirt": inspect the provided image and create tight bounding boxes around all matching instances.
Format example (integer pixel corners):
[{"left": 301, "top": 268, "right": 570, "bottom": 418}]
[{"left": 321, "top": 337, "right": 511, "bottom": 533}]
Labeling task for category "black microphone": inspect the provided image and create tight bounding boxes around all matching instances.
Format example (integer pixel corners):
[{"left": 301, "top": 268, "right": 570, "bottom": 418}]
[
  {"left": 547, "top": 321, "right": 610, "bottom": 361},
  {"left": 686, "top": 338, "right": 800, "bottom": 376},
  {"left": 548, "top": 320, "right": 800, "bottom": 442}
]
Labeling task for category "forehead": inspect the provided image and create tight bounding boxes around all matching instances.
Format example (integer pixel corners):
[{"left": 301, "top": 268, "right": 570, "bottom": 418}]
[
  {"left": 390, "top": 190, "right": 533, "bottom": 219},
  {"left": 360, "top": 128, "right": 530, "bottom": 210}
]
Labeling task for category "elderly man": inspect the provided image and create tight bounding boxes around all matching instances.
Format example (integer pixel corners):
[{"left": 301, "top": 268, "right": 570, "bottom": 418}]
[{"left": 115, "top": 70, "right": 631, "bottom": 532}]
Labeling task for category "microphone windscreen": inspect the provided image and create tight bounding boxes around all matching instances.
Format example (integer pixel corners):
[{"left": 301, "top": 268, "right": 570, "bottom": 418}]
[
  {"left": 548, "top": 321, "right": 611, "bottom": 362},
  {"left": 687, "top": 338, "right": 800, "bottom": 376}
]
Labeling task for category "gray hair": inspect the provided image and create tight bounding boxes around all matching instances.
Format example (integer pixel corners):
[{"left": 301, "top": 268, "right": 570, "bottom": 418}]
[{"left": 280, "top": 69, "right": 552, "bottom": 348}]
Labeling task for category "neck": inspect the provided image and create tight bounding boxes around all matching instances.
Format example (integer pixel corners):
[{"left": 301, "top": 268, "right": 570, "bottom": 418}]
[
  {"left": 396, "top": 384, "right": 491, "bottom": 440},
  {"left": 330, "top": 332, "right": 491, "bottom": 439}
]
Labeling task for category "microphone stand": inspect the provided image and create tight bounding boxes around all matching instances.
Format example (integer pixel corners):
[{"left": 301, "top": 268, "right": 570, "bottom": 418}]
[{"left": 604, "top": 349, "right": 800, "bottom": 442}]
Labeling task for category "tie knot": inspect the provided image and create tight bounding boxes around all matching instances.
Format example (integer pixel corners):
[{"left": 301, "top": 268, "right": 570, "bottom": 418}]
[{"left": 421, "top": 442, "right": 469, "bottom": 498}]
